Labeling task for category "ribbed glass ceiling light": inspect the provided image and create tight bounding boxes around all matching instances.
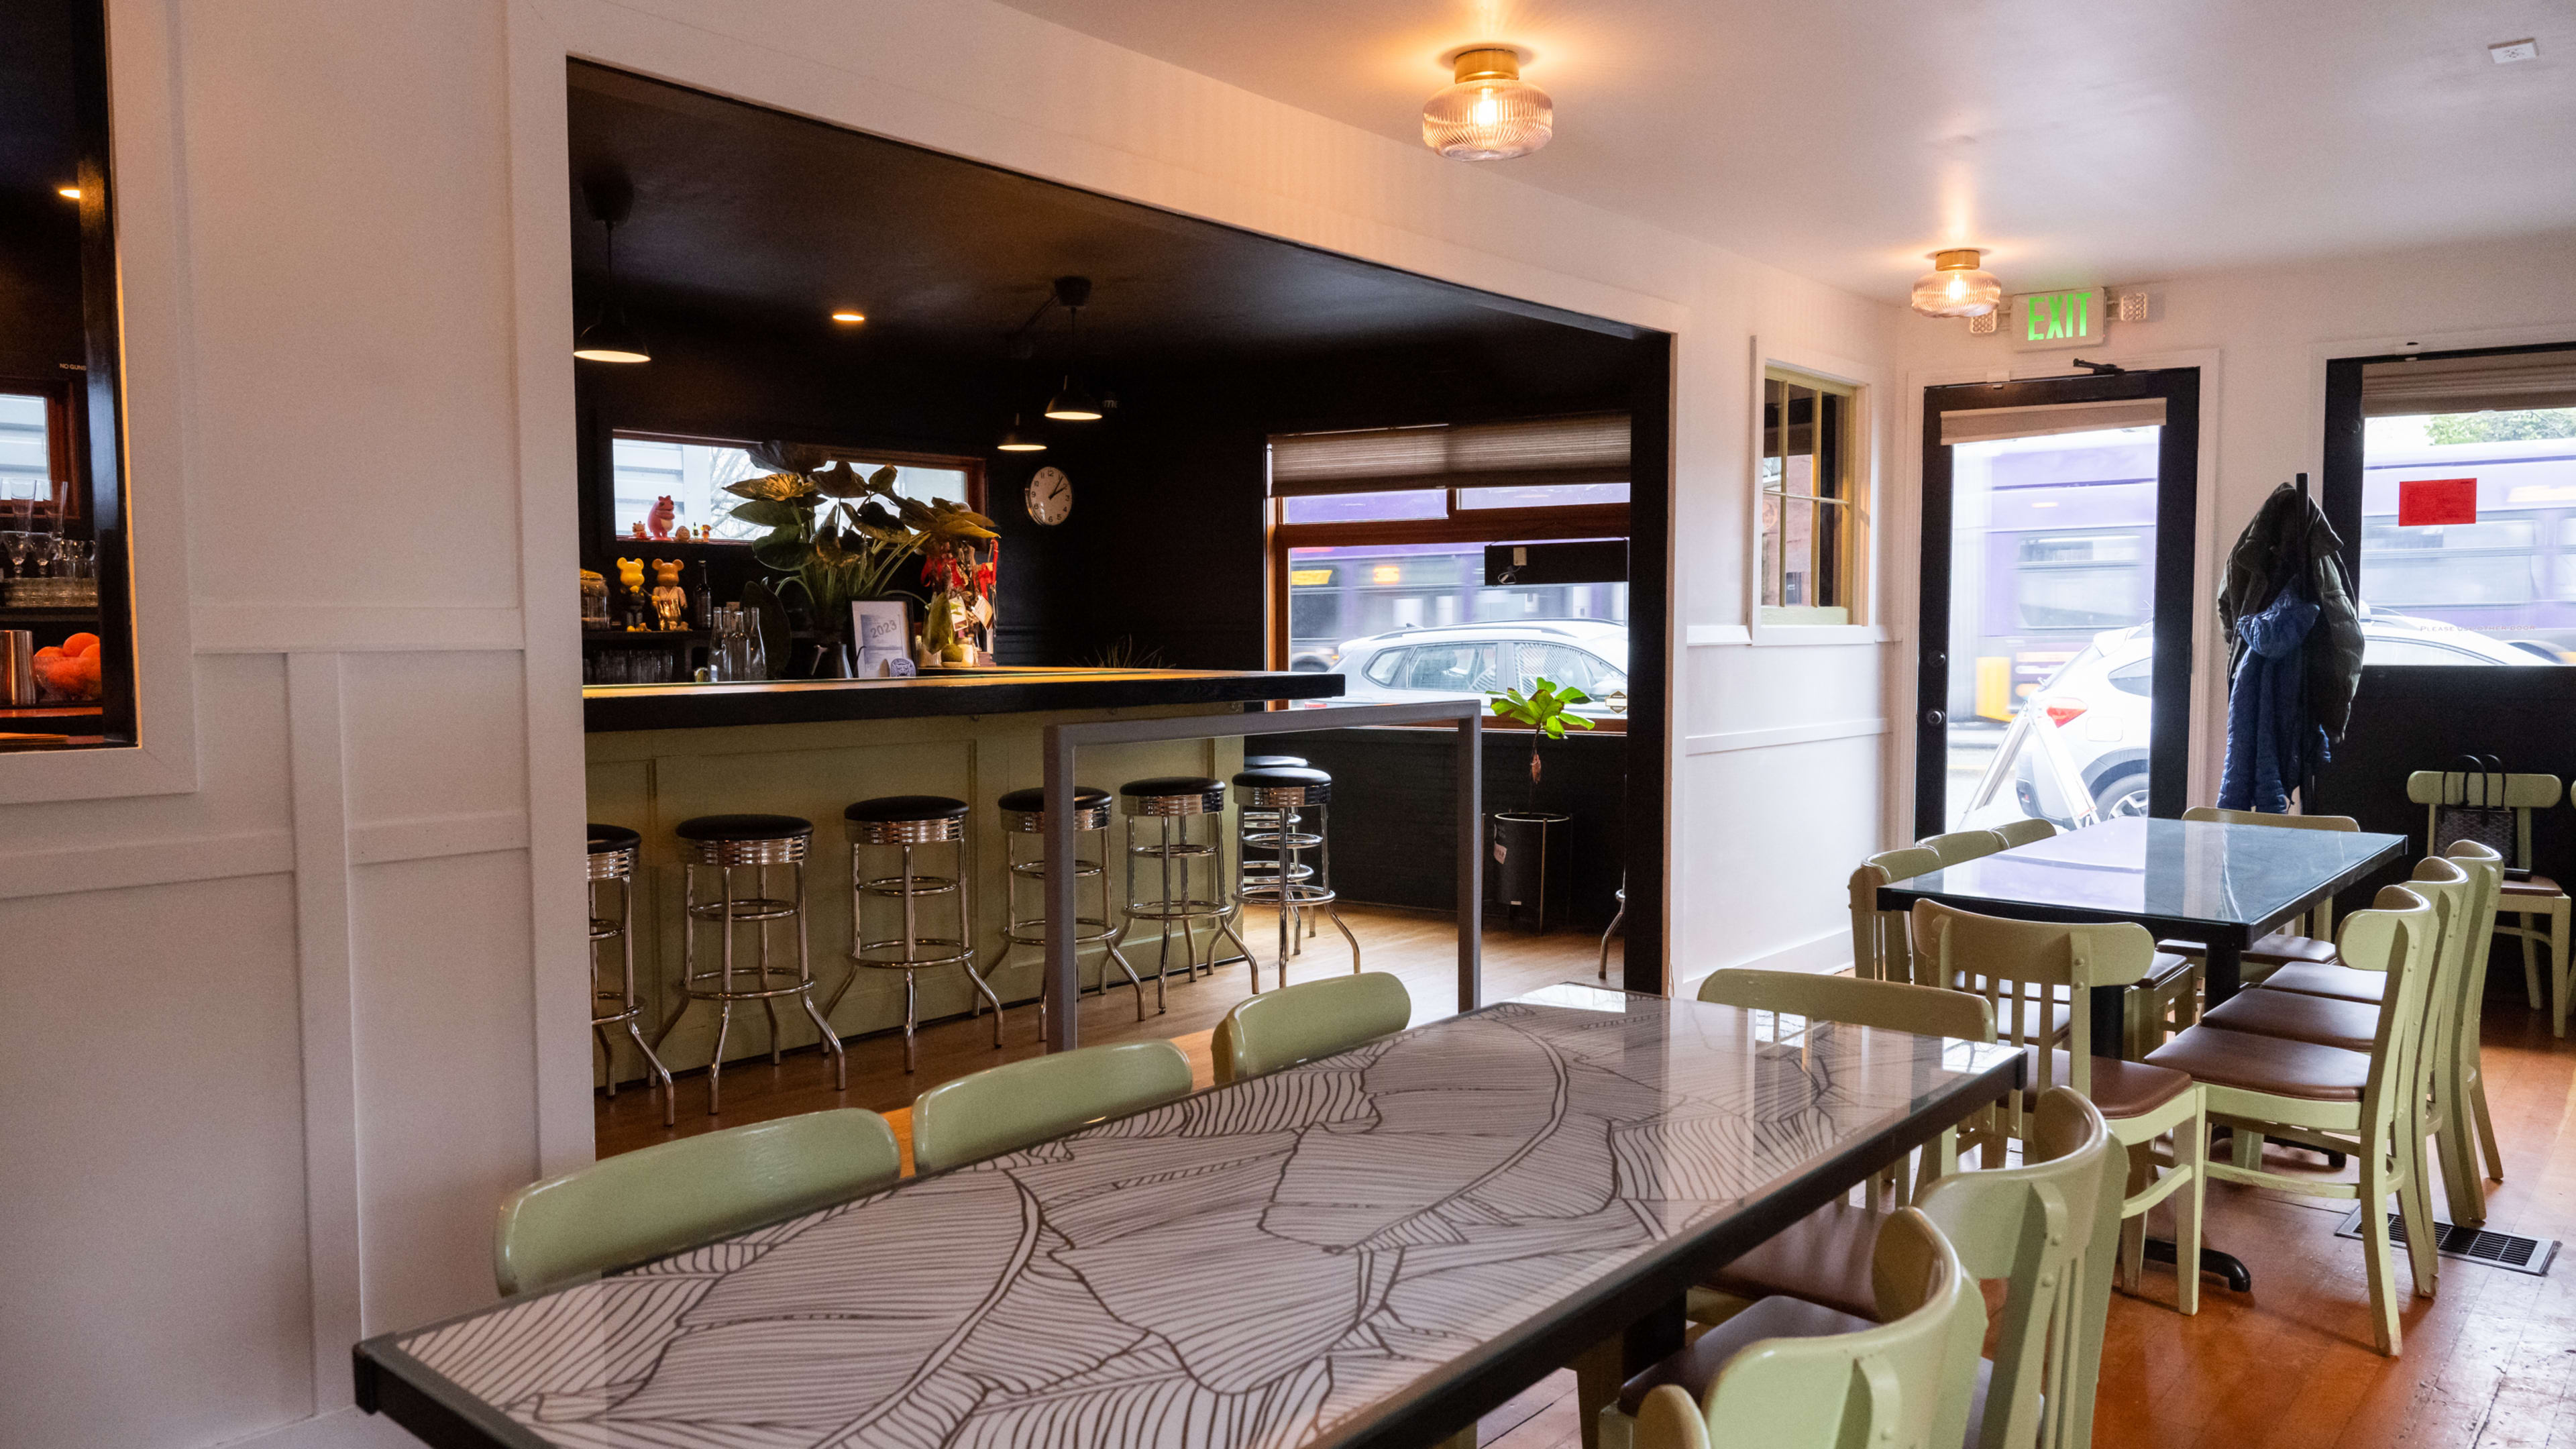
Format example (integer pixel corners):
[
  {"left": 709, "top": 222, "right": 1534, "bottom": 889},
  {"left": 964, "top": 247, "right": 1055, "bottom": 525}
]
[
  {"left": 1910, "top": 248, "right": 2002, "bottom": 319},
  {"left": 1423, "top": 46, "right": 1552, "bottom": 161}
]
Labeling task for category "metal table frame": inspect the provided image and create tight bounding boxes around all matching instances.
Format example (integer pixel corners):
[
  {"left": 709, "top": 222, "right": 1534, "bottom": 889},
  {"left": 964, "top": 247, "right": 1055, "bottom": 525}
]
[{"left": 1041, "top": 699, "right": 1485, "bottom": 1052}]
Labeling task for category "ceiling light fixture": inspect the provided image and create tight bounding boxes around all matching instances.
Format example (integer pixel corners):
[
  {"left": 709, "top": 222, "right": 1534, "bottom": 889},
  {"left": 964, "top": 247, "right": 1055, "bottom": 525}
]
[
  {"left": 1910, "top": 248, "right": 2002, "bottom": 319},
  {"left": 1422, "top": 46, "right": 1553, "bottom": 161},
  {"left": 1042, "top": 275, "right": 1104, "bottom": 422},
  {"left": 996, "top": 414, "right": 1046, "bottom": 453},
  {"left": 574, "top": 172, "right": 651, "bottom": 364},
  {"left": 830, "top": 309, "right": 866, "bottom": 324},
  {"left": 56, "top": 186, "right": 81, "bottom": 201}
]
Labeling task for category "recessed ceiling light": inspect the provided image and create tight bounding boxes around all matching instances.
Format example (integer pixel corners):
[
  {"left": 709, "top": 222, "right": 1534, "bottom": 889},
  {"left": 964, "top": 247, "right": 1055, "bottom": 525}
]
[
  {"left": 2490, "top": 38, "right": 2538, "bottom": 64},
  {"left": 830, "top": 309, "right": 866, "bottom": 324},
  {"left": 56, "top": 186, "right": 80, "bottom": 200}
]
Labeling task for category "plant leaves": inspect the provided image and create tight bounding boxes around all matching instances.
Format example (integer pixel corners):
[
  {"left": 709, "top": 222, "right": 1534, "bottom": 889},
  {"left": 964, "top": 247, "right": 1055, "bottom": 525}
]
[
  {"left": 724, "top": 472, "right": 815, "bottom": 502},
  {"left": 812, "top": 460, "right": 865, "bottom": 498},
  {"left": 752, "top": 535, "right": 814, "bottom": 571},
  {"left": 729, "top": 498, "right": 804, "bottom": 529},
  {"left": 867, "top": 464, "right": 900, "bottom": 493},
  {"left": 745, "top": 441, "right": 829, "bottom": 475}
]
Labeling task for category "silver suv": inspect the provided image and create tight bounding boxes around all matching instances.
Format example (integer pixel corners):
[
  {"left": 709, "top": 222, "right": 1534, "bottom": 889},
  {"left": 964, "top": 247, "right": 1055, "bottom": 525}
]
[{"left": 1327, "top": 620, "right": 1629, "bottom": 718}]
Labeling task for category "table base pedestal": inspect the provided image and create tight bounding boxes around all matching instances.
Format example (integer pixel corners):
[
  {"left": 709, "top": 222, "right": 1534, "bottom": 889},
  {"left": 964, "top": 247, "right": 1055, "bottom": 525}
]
[{"left": 2142, "top": 1236, "right": 2252, "bottom": 1292}]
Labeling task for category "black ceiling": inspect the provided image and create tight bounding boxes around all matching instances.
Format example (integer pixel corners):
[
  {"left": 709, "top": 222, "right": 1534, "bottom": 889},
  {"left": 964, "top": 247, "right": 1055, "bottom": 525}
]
[
  {"left": 564, "top": 62, "right": 1648, "bottom": 374},
  {"left": 0, "top": 2, "right": 81, "bottom": 197}
]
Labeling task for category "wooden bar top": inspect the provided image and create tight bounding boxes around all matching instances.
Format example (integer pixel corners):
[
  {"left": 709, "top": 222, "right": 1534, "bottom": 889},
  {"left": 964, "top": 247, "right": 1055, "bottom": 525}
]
[{"left": 582, "top": 665, "right": 1343, "bottom": 732}]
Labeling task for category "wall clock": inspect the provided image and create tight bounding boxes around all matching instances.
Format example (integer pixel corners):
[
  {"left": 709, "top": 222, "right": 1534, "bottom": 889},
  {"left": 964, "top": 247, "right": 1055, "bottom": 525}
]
[{"left": 1024, "top": 466, "right": 1072, "bottom": 525}]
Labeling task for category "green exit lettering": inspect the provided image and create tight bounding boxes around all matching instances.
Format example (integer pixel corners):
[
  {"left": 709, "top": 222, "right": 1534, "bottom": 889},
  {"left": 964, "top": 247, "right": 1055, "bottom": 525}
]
[{"left": 2020, "top": 290, "right": 2094, "bottom": 343}]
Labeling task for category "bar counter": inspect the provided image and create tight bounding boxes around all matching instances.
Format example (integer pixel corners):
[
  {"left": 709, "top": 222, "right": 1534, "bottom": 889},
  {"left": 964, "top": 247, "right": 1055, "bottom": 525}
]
[
  {"left": 584, "top": 666, "right": 1344, "bottom": 1085},
  {"left": 582, "top": 664, "right": 1343, "bottom": 731}
]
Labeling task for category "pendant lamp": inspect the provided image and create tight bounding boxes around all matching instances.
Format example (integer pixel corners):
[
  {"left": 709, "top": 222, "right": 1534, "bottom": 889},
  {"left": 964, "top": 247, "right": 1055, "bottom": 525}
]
[
  {"left": 997, "top": 414, "right": 1046, "bottom": 452},
  {"left": 1042, "top": 275, "right": 1102, "bottom": 421},
  {"left": 575, "top": 176, "right": 651, "bottom": 363}
]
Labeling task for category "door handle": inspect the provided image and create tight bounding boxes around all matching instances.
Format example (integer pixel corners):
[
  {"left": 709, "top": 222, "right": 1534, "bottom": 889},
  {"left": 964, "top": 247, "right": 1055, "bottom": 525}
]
[{"left": 1923, "top": 708, "right": 1945, "bottom": 726}]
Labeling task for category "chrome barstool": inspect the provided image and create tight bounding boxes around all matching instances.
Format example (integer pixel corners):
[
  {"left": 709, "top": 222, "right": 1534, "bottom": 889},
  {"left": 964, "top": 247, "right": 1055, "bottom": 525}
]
[
  {"left": 1232, "top": 765, "right": 1359, "bottom": 981},
  {"left": 1119, "top": 775, "right": 1254, "bottom": 1002},
  {"left": 996, "top": 785, "right": 1149, "bottom": 1030},
  {"left": 1599, "top": 879, "right": 1627, "bottom": 980},
  {"left": 1238, "top": 754, "right": 1315, "bottom": 945},
  {"left": 653, "top": 813, "right": 843, "bottom": 1114},
  {"left": 828, "top": 795, "right": 996, "bottom": 1073},
  {"left": 588, "top": 823, "right": 674, "bottom": 1126}
]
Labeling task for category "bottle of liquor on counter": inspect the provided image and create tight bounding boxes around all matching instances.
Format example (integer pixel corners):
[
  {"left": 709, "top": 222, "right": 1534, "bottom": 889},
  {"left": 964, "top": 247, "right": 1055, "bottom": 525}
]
[{"left": 691, "top": 563, "right": 714, "bottom": 630}]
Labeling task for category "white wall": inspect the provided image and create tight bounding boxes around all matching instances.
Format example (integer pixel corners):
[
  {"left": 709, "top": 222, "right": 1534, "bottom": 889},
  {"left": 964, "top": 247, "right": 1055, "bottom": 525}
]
[
  {"left": 1891, "top": 232, "right": 2576, "bottom": 812},
  {"left": 0, "top": 1, "right": 1916, "bottom": 1443}
]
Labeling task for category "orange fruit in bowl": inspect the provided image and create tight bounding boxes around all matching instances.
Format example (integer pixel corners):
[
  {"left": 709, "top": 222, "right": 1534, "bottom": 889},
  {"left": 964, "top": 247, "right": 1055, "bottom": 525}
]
[{"left": 62, "top": 632, "right": 99, "bottom": 657}]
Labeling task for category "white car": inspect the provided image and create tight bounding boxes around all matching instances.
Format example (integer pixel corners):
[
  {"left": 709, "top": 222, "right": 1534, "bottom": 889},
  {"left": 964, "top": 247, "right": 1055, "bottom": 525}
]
[
  {"left": 1327, "top": 620, "right": 1629, "bottom": 717},
  {"left": 1966, "top": 610, "right": 2552, "bottom": 827}
]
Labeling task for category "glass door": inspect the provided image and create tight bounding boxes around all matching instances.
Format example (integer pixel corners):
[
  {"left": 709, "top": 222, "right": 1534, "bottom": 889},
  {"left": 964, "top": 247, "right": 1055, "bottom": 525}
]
[{"left": 1916, "top": 371, "right": 2201, "bottom": 838}]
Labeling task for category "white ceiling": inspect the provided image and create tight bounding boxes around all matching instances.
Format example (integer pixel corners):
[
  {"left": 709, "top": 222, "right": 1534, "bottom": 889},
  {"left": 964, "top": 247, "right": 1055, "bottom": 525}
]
[{"left": 992, "top": 0, "right": 2576, "bottom": 303}]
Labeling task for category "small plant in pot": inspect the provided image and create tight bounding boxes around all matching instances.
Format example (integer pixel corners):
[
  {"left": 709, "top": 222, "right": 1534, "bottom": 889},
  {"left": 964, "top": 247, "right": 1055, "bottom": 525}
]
[
  {"left": 1483, "top": 677, "right": 1594, "bottom": 933},
  {"left": 1488, "top": 676, "right": 1596, "bottom": 812}
]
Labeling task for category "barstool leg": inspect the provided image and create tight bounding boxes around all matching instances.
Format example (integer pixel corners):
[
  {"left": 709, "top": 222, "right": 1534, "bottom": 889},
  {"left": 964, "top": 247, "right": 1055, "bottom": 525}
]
[
  {"left": 1096, "top": 843, "right": 1146, "bottom": 1020},
  {"left": 1321, "top": 807, "right": 1358, "bottom": 973},
  {"left": 759, "top": 863, "right": 784, "bottom": 1067},
  {"left": 656, "top": 865, "right": 698, "bottom": 1054},
  {"left": 794, "top": 859, "right": 843, "bottom": 1092},
  {"left": 621, "top": 872, "right": 675, "bottom": 1124},
  {"left": 956, "top": 839, "right": 1002, "bottom": 1046},
  {"left": 900, "top": 844, "right": 920, "bottom": 1073},
  {"left": 711, "top": 863, "right": 738, "bottom": 1115}
]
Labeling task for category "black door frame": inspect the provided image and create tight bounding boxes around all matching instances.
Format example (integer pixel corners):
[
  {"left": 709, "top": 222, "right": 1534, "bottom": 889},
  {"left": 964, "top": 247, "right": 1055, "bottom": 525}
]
[{"left": 1914, "top": 369, "right": 2203, "bottom": 839}]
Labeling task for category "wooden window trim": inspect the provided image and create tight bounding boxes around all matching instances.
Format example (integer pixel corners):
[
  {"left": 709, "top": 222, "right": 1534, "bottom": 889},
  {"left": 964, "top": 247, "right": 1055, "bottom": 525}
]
[
  {"left": 0, "top": 378, "right": 82, "bottom": 525},
  {"left": 606, "top": 429, "right": 987, "bottom": 549}
]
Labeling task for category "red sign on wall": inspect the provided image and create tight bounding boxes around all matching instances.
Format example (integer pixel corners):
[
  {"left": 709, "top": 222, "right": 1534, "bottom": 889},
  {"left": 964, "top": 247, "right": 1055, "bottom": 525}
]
[{"left": 2398, "top": 476, "right": 2477, "bottom": 527}]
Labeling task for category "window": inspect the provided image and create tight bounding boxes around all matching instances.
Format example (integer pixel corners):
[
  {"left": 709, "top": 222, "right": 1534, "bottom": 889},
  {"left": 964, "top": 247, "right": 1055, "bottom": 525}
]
[
  {"left": 1267, "top": 415, "right": 1633, "bottom": 722},
  {"left": 2352, "top": 345, "right": 2576, "bottom": 663},
  {"left": 1759, "top": 368, "right": 1866, "bottom": 625},
  {"left": 608, "top": 433, "right": 979, "bottom": 542}
]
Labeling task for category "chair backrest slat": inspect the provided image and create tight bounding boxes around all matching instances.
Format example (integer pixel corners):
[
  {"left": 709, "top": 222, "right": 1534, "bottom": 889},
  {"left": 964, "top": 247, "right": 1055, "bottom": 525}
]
[
  {"left": 1852, "top": 845, "right": 1942, "bottom": 983},
  {"left": 2406, "top": 770, "right": 2563, "bottom": 870},
  {"left": 494, "top": 1108, "right": 902, "bottom": 1295},
  {"left": 911, "top": 1040, "right": 1193, "bottom": 1174},
  {"left": 1698, "top": 968, "right": 1994, "bottom": 1042},
  {"left": 1911, "top": 902, "right": 2161, "bottom": 1102},
  {"left": 1990, "top": 818, "right": 2058, "bottom": 849},
  {"left": 2181, "top": 806, "right": 2360, "bottom": 832},
  {"left": 2339, "top": 885, "right": 2440, "bottom": 1146},
  {"left": 1917, "top": 829, "right": 2006, "bottom": 868}
]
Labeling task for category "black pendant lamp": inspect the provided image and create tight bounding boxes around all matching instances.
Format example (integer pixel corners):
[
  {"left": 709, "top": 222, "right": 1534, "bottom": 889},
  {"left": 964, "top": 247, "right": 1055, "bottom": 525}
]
[
  {"left": 1042, "top": 274, "right": 1102, "bottom": 421},
  {"left": 574, "top": 172, "right": 651, "bottom": 364},
  {"left": 996, "top": 413, "right": 1046, "bottom": 452}
]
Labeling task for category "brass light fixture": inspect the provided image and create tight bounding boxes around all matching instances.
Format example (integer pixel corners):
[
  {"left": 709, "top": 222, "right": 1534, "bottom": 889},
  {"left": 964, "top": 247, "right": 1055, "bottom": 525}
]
[
  {"left": 1422, "top": 46, "right": 1553, "bottom": 161},
  {"left": 1910, "top": 248, "right": 2002, "bottom": 319}
]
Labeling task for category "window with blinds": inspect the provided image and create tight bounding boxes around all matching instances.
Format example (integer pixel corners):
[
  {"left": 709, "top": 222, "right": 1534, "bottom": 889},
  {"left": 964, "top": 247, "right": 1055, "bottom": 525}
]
[{"left": 1269, "top": 414, "right": 1631, "bottom": 495}]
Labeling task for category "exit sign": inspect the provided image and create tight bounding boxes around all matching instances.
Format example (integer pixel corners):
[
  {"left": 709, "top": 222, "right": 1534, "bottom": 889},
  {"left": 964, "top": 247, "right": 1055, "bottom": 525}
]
[{"left": 2008, "top": 288, "right": 2101, "bottom": 351}]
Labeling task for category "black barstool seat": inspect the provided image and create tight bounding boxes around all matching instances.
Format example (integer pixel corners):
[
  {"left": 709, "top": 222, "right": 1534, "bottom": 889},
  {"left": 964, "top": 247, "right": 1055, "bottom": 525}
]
[
  {"left": 588, "top": 822, "right": 642, "bottom": 853},
  {"left": 1234, "top": 765, "right": 1332, "bottom": 791},
  {"left": 997, "top": 785, "right": 1111, "bottom": 813},
  {"left": 1120, "top": 775, "right": 1221, "bottom": 797},
  {"left": 1243, "top": 755, "right": 1307, "bottom": 769},
  {"left": 844, "top": 795, "right": 971, "bottom": 823},
  {"left": 674, "top": 813, "right": 812, "bottom": 842}
]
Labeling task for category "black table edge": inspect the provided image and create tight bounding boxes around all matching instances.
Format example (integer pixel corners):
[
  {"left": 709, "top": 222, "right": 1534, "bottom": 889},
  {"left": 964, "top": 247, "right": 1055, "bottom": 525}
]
[{"left": 352, "top": 992, "right": 2025, "bottom": 1449}]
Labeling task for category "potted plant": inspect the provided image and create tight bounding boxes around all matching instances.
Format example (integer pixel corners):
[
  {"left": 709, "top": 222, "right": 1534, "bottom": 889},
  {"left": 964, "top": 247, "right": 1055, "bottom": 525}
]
[
  {"left": 1484, "top": 676, "right": 1596, "bottom": 933},
  {"left": 723, "top": 443, "right": 997, "bottom": 675}
]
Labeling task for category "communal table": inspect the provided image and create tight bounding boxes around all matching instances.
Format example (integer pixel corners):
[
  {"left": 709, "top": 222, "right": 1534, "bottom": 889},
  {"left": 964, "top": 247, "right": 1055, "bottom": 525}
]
[
  {"left": 354, "top": 985, "right": 2019, "bottom": 1449},
  {"left": 1877, "top": 814, "right": 2406, "bottom": 1291}
]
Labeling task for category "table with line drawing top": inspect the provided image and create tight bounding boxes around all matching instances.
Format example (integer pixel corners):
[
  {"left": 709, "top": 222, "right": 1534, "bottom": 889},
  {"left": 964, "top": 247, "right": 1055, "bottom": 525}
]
[{"left": 352, "top": 986, "right": 2020, "bottom": 1449}]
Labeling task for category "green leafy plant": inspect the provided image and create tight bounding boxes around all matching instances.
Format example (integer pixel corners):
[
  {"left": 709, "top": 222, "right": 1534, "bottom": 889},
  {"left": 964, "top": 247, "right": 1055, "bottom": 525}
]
[
  {"left": 1488, "top": 676, "right": 1596, "bottom": 811},
  {"left": 725, "top": 442, "right": 997, "bottom": 627}
]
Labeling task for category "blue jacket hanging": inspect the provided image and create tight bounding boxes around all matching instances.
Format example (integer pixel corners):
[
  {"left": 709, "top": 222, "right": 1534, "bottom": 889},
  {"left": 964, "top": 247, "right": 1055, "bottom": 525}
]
[{"left": 2217, "top": 584, "right": 2328, "bottom": 812}]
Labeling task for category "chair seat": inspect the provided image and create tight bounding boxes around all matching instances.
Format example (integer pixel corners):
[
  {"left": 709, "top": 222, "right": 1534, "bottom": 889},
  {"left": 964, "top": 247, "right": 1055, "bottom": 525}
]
[
  {"left": 843, "top": 794, "right": 970, "bottom": 824},
  {"left": 2158, "top": 930, "right": 2339, "bottom": 967},
  {"left": 2143, "top": 1024, "right": 2369, "bottom": 1102},
  {"left": 2020, "top": 1048, "right": 2196, "bottom": 1118},
  {"left": 586, "top": 822, "right": 641, "bottom": 853},
  {"left": 1701, "top": 1201, "right": 1882, "bottom": 1322},
  {"left": 2202, "top": 989, "right": 2380, "bottom": 1055},
  {"left": 2499, "top": 873, "right": 2565, "bottom": 902},
  {"left": 1616, "top": 1295, "right": 1997, "bottom": 1447},
  {"left": 674, "top": 812, "right": 812, "bottom": 842},
  {"left": 2258, "top": 962, "right": 2385, "bottom": 1004}
]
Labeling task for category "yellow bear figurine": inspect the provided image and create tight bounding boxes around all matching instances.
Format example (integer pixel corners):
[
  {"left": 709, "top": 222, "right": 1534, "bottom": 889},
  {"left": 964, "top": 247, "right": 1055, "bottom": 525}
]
[{"left": 615, "top": 557, "right": 648, "bottom": 631}]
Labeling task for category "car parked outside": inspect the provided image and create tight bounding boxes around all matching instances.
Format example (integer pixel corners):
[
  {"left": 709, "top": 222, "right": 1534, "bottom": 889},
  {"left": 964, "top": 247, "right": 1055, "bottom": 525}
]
[
  {"left": 1964, "top": 609, "right": 2552, "bottom": 828},
  {"left": 1325, "top": 619, "right": 1629, "bottom": 718}
]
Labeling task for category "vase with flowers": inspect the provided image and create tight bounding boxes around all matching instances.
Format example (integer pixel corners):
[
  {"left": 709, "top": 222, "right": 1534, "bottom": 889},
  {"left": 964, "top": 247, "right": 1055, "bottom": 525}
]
[{"left": 920, "top": 539, "right": 999, "bottom": 665}]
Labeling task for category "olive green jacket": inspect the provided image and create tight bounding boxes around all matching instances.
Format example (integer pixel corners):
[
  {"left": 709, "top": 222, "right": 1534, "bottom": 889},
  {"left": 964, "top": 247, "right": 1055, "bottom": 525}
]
[{"left": 2217, "top": 482, "right": 2365, "bottom": 744}]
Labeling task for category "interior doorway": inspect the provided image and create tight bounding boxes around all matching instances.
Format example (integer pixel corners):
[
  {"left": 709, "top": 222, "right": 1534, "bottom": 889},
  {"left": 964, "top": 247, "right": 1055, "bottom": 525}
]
[{"left": 1915, "top": 370, "right": 2202, "bottom": 838}]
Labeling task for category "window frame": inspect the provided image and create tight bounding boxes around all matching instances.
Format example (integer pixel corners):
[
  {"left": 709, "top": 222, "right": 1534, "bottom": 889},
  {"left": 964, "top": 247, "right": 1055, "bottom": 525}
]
[
  {"left": 600, "top": 428, "right": 987, "bottom": 550},
  {"left": 1754, "top": 363, "right": 1868, "bottom": 631},
  {"left": 0, "top": 378, "right": 83, "bottom": 527}
]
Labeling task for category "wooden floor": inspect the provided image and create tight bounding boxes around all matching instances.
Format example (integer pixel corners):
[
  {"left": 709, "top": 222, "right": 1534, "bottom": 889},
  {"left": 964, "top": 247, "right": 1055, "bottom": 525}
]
[
  {"left": 594, "top": 933, "right": 2576, "bottom": 1449},
  {"left": 596, "top": 902, "right": 1616, "bottom": 1159}
]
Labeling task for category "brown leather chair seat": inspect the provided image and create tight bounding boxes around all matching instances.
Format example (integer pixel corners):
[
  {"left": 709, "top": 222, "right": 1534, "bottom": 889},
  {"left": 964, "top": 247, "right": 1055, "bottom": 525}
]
[
  {"left": 2200, "top": 989, "right": 2379, "bottom": 1055},
  {"left": 1701, "top": 1201, "right": 1882, "bottom": 1320},
  {"left": 2017, "top": 1048, "right": 2196, "bottom": 1118},
  {"left": 1617, "top": 1294, "right": 1998, "bottom": 1445},
  {"left": 2499, "top": 873, "right": 2564, "bottom": 900},
  {"left": 2158, "top": 930, "right": 2339, "bottom": 967},
  {"left": 2143, "top": 1024, "right": 2370, "bottom": 1100},
  {"left": 2257, "top": 963, "right": 2385, "bottom": 1004}
]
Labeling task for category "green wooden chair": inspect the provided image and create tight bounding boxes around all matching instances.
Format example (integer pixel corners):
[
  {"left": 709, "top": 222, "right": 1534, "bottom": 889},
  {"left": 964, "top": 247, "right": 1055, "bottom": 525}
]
[
  {"left": 2145, "top": 886, "right": 2441, "bottom": 1354},
  {"left": 1612, "top": 1088, "right": 2120, "bottom": 1449},
  {"left": 2436, "top": 842, "right": 2510, "bottom": 1220},
  {"left": 910, "top": 1039, "right": 1192, "bottom": 1174},
  {"left": 1916, "top": 828, "right": 2005, "bottom": 868},
  {"left": 1991, "top": 817, "right": 2058, "bottom": 849},
  {"left": 494, "top": 1108, "right": 901, "bottom": 1295},
  {"left": 1850, "top": 845, "right": 1942, "bottom": 982},
  {"left": 1608, "top": 1208, "right": 1988, "bottom": 1449},
  {"left": 2406, "top": 769, "right": 2568, "bottom": 1032},
  {"left": 1211, "top": 970, "right": 1411, "bottom": 1085}
]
